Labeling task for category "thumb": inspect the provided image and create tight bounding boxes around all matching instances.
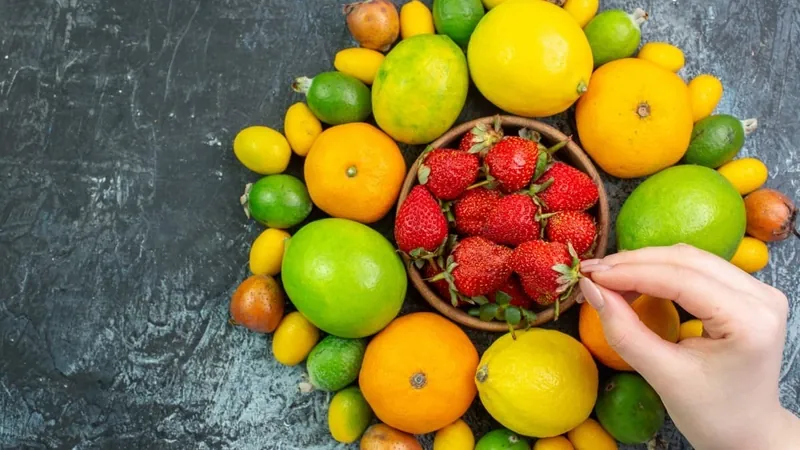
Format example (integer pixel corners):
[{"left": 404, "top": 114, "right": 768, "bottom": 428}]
[{"left": 579, "top": 277, "right": 685, "bottom": 388}]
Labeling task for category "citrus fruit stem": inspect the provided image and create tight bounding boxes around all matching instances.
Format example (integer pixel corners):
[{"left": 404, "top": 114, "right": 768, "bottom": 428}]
[
  {"left": 291, "top": 76, "right": 313, "bottom": 94},
  {"left": 742, "top": 118, "right": 759, "bottom": 136},
  {"left": 409, "top": 372, "right": 427, "bottom": 389},
  {"left": 346, "top": 165, "right": 358, "bottom": 177},
  {"left": 630, "top": 8, "right": 648, "bottom": 26},
  {"left": 476, "top": 365, "right": 488, "bottom": 383},
  {"left": 637, "top": 102, "right": 651, "bottom": 119},
  {"left": 577, "top": 80, "right": 588, "bottom": 95}
]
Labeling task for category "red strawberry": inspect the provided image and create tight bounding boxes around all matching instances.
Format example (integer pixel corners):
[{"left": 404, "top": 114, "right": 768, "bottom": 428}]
[
  {"left": 448, "top": 236, "right": 512, "bottom": 299},
  {"left": 510, "top": 240, "right": 580, "bottom": 307},
  {"left": 452, "top": 187, "right": 502, "bottom": 236},
  {"left": 482, "top": 194, "right": 542, "bottom": 246},
  {"left": 394, "top": 185, "right": 448, "bottom": 260},
  {"left": 545, "top": 210, "right": 597, "bottom": 256},
  {"left": 458, "top": 121, "right": 503, "bottom": 154},
  {"left": 488, "top": 276, "right": 534, "bottom": 310},
  {"left": 532, "top": 162, "right": 599, "bottom": 212},
  {"left": 484, "top": 137, "right": 540, "bottom": 193},
  {"left": 422, "top": 261, "right": 453, "bottom": 301},
  {"left": 418, "top": 149, "right": 480, "bottom": 200}
]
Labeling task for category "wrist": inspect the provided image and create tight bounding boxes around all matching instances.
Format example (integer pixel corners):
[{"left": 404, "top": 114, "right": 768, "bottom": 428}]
[{"left": 770, "top": 407, "right": 800, "bottom": 449}]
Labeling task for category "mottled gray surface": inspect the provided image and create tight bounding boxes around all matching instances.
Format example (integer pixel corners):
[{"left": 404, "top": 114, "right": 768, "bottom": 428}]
[{"left": 0, "top": 0, "right": 798, "bottom": 448}]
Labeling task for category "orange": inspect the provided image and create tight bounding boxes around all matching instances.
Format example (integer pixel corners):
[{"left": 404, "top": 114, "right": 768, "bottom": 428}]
[
  {"left": 304, "top": 123, "right": 406, "bottom": 224},
  {"left": 576, "top": 58, "right": 693, "bottom": 178},
  {"left": 359, "top": 312, "right": 479, "bottom": 435},
  {"left": 579, "top": 294, "right": 680, "bottom": 371}
]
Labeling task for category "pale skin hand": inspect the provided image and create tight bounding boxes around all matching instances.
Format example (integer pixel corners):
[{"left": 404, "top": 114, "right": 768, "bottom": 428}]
[{"left": 578, "top": 244, "right": 800, "bottom": 450}]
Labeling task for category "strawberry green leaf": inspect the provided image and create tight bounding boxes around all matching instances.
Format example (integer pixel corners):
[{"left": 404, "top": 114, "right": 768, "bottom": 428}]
[
  {"left": 505, "top": 306, "right": 522, "bottom": 326},
  {"left": 533, "top": 152, "right": 550, "bottom": 183},
  {"left": 518, "top": 128, "right": 542, "bottom": 143},
  {"left": 417, "top": 164, "right": 431, "bottom": 185},
  {"left": 473, "top": 295, "right": 489, "bottom": 306},
  {"left": 552, "top": 264, "right": 573, "bottom": 275},
  {"left": 495, "top": 305, "right": 507, "bottom": 320},
  {"left": 480, "top": 303, "right": 499, "bottom": 322},
  {"left": 413, "top": 259, "right": 424, "bottom": 269},
  {"left": 468, "top": 307, "right": 481, "bottom": 317},
  {"left": 494, "top": 291, "right": 512, "bottom": 306}
]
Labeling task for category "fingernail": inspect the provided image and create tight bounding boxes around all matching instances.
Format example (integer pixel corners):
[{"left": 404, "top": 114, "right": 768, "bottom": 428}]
[
  {"left": 579, "top": 277, "right": 605, "bottom": 311},
  {"left": 581, "top": 263, "right": 612, "bottom": 274},
  {"left": 581, "top": 259, "right": 602, "bottom": 266}
]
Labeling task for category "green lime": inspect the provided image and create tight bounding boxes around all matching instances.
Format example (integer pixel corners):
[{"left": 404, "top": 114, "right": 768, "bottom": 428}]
[
  {"left": 306, "top": 335, "right": 367, "bottom": 392},
  {"left": 595, "top": 373, "right": 666, "bottom": 445},
  {"left": 683, "top": 115, "right": 755, "bottom": 168},
  {"left": 292, "top": 72, "right": 371, "bottom": 125},
  {"left": 584, "top": 8, "right": 647, "bottom": 67},
  {"left": 433, "top": 0, "right": 485, "bottom": 48},
  {"left": 616, "top": 165, "right": 746, "bottom": 260},
  {"left": 475, "top": 428, "right": 529, "bottom": 450},
  {"left": 241, "top": 175, "right": 312, "bottom": 229}
]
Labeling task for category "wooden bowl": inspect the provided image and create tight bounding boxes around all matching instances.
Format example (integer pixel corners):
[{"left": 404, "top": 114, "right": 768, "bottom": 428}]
[{"left": 397, "top": 115, "right": 610, "bottom": 332}]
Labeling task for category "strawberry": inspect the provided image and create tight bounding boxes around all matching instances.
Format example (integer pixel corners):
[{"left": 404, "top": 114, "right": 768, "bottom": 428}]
[
  {"left": 437, "top": 236, "right": 512, "bottom": 301},
  {"left": 458, "top": 120, "right": 503, "bottom": 154},
  {"left": 417, "top": 148, "right": 480, "bottom": 201},
  {"left": 510, "top": 240, "right": 581, "bottom": 308},
  {"left": 485, "top": 137, "right": 540, "bottom": 193},
  {"left": 488, "top": 276, "right": 534, "bottom": 310},
  {"left": 482, "top": 194, "right": 542, "bottom": 246},
  {"left": 422, "top": 261, "right": 453, "bottom": 301},
  {"left": 545, "top": 210, "right": 597, "bottom": 256},
  {"left": 532, "top": 162, "right": 599, "bottom": 212},
  {"left": 452, "top": 187, "right": 502, "bottom": 236},
  {"left": 394, "top": 185, "right": 448, "bottom": 260}
]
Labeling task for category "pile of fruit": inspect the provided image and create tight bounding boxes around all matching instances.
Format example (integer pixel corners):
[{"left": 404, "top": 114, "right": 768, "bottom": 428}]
[{"left": 222, "top": 0, "right": 799, "bottom": 449}]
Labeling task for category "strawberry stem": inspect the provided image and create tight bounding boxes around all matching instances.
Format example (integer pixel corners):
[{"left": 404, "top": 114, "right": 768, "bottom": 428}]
[
  {"left": 544, "top": 136, "right": 572, "bottom": 155},
  {"left": 467, "top": 179, "right": 492, "bottom": 190}
]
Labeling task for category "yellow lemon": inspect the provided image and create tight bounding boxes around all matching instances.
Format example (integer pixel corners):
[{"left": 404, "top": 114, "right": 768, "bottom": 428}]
[
  {"left": 566, "top": 418, "right": 617, "bottom": 450},
  {"left": 249, "top": 228, "right": 291, "bottom": 276},
  {"left": 688, "top": 74, "right": 723, "bottom": 122},
  {"left": 233, "top": 126, "right": 291, "bottom": 174},
  {"left": 482, "top": 0, "right": 510, "bottom": 9},
  {"left": 717, "top": 158, "right": 768, "bottom": 195},
  {"left": 272, "top": 311, "right": 320, "bottom": 366},
  {"left": 534, "top": 436, "right": 575, "bottom": 450},
  {"left": 400, "top": 0, "right": 435, "bottom": 39},
  {"left": 637, "top": 42, "right": 685, "bottom": 72},
  {"left": 328, "top": 386, "right": 373, "bottom": 443},
  {"left": 678, "top": 319, "right": 704, "bottom": 341},
  {"left": 563, "top": 0, "right": 599, "bottom": 27},
  {"left": 468, "top": 0, "right": 593, "bottom": 117},
  {"left": 730, "top": 237, "right": 769, "bottom": 273},
  {"left": 434, "top": 419, "right": 474, "bottom": 450},
  {"left": 476, "top": 329, "right": 598, "bottom": 438},
  {"left": 284, "top": 103, "right": 322, "bottom": 157},
  {"left": 333, "top": 48, "right": 385, "bottom": 85}
]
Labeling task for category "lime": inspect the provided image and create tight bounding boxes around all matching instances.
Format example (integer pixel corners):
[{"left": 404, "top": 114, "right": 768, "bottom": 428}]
[
  {"left": 292, "top": 72, "right": 371, "bottom": 125},
  {"left": 249, "top": 228, "right": 290, "bottom": 276},
  {"left": 233, "top": 126, "right": 291, "bottom": 174},
  {"left": 241, "top": 175, "right": 312, "bottom": 229},
  {"left": 475, "top": 429, "right": 529, "bottom": 450},
  {"left": 616, "top": 165, "right": 746, "bottom": 260},
  {"left": 584, "top": 9, "right": 647, "bottom": 67},
  {"left": 683, "top": 114, "right": 756, "bottom": 168},
  {"left": 433, "top": 0, "right": 485, "bottom": 48},
  {"left": 595, "top": 373, "right": 665, "bottom": 445},
  {"left": 328, "top": 386, "right": 373, "bottom": 443},
  {"left": 306, "top": 335, "right": 367, "bottom": 392}
]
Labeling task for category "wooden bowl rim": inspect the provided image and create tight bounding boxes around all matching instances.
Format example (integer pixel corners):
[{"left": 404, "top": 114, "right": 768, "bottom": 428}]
[{"left": 397, "top": 115, "right": 610, "bottom": 332}]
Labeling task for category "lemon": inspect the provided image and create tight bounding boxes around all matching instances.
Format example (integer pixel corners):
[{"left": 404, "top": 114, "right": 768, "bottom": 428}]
[
  {"left": 434, "top": 419, "right": 474, "bottom": 450},
  {"left": 467, "top": 0, "right": 593, "bottom": 117},
  {"left": 400, "top": 0, "right": 435, "bottom": 39},
  {"left": 566, "top": 418, "right": 617, "bottom": 450},
  {"left": 563, "top": 0, "right": 599, "bottom": 28},
  {"left": 249, "top": 228, "right": 291, "bottom": 276},
  {"left": 678, "top": 319, "right": 704, "bottom": 341},
  {"left": 233, "top": 126, "right": 291, "bottom": 174},
  {"left": 688, "top": 74, "right": 723, "bottom": 122},
  {"left": 328, "top": 386, "right": 373, "bottom": 443},
  {"left": 333, "top": 48, "right": 385, "bottom": 85},
  {"left": 284, "top": 103, "right": 322, "bottom": 157},
  {"left": 730, "top": 237, "right": 769, "bottom": 273},
  {"left": 272, "top": 311, "right": 320, "bottom": 366},
  {"left": 481, "top": 0, "right": 509, "bottom": 9},
  {"left": 637, "top": 42, "right": 685, "bottom": 72},
  {"left": 717, "top": 158, "right": 768, "bottom": 195},
  {"left": 475, "top": 329, "right": 598, "bottom": 438},
  {"left": 534, "top": 436, "right": 575, "bottom": 450}
]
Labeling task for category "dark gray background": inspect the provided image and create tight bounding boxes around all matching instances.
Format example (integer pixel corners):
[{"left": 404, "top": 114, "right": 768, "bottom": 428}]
[{"left": 1, "top": 0, "right": 798, "bottom": 448}]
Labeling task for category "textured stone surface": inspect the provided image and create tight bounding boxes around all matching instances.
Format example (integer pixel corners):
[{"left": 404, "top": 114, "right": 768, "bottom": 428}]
[{"left": 0, "top": 0, "right": 798, "bottom": 449}]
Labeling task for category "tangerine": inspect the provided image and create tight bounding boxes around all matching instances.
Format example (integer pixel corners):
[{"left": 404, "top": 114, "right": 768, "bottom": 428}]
[{"left": 359, "top": 313, "right": 479, "bottom": 435}]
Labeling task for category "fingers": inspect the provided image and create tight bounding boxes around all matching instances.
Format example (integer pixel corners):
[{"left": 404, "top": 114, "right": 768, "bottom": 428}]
[
  {"left": 596, "top": 244, "right": 765, "bottom": 297},
  {"left": 579, "top": 277, "right": 685, "bottom": 387}
]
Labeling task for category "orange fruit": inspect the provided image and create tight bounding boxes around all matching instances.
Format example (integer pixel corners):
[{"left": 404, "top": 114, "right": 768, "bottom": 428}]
[
  {"left": 576, "top": 58, "right": 693, "bottom": 178},
  {"left": 359, "top": 312, "right": 479, "bottom": 435},
  {"left": 579, "top": 294, "right": 680, "bottom": 371},
  {"left": 304, "top": 123, "right": 406, "bottom": 224},
  {"left": 229, "top": 275, "right": 285, "bottom": 333}
]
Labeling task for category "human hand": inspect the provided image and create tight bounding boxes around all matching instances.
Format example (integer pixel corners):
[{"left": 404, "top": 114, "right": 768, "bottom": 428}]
[{"left": 578, "top": 244, "right": 799, "bottom": 450}]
